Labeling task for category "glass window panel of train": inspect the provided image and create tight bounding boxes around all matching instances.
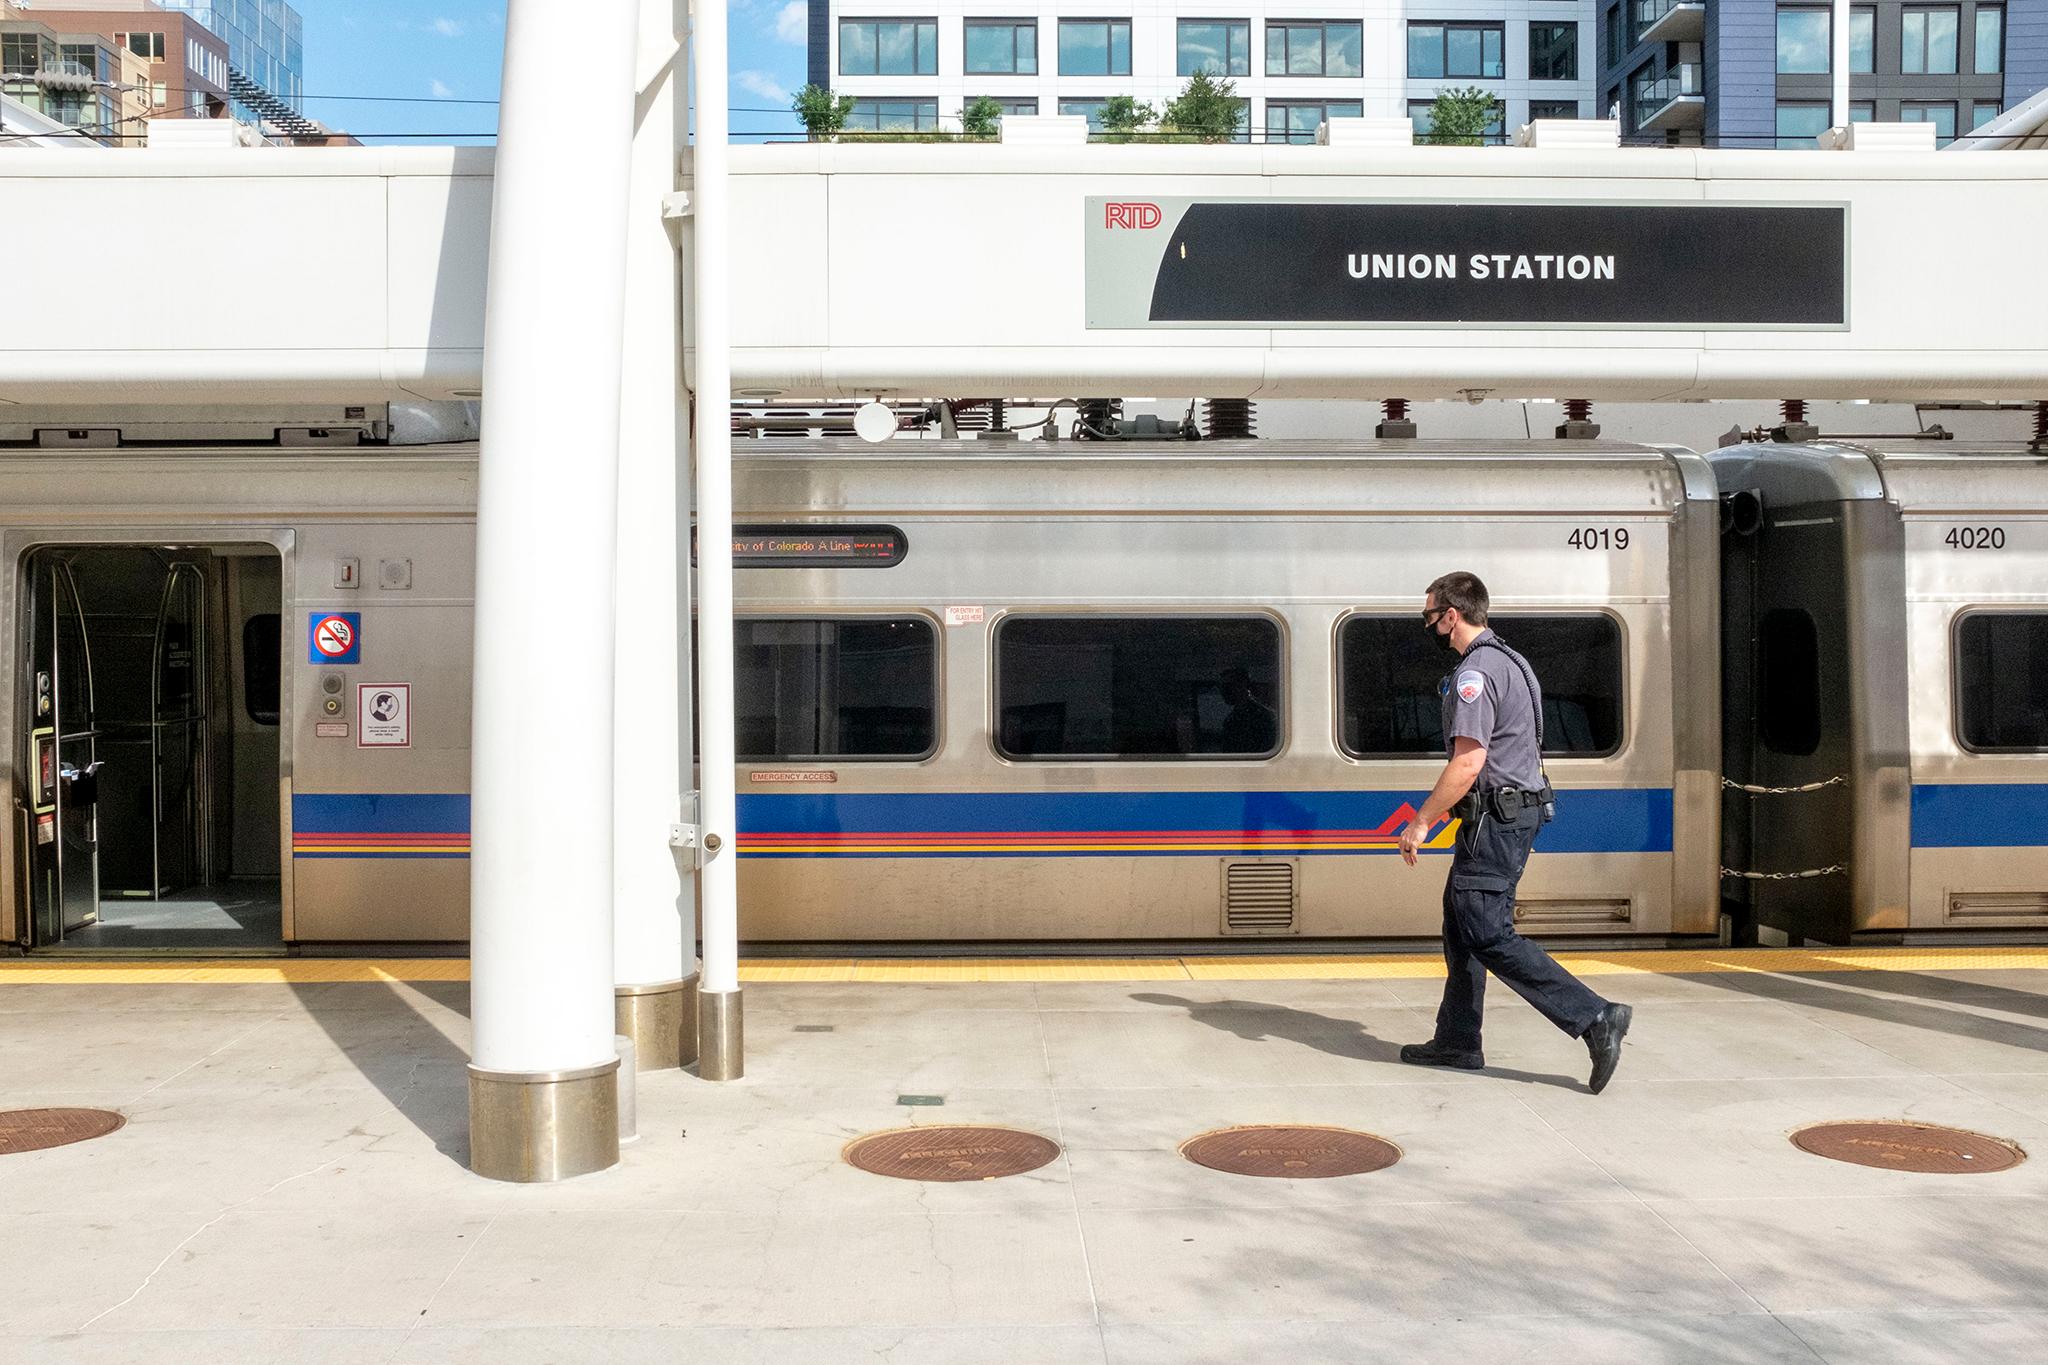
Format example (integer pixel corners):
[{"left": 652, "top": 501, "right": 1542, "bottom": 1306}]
[
  {"left": 1338, "top": 615, "right": 1623, "bottom": 757},
  {"left": 1956, "top": 613, "right": 2048, "bottom": 751},
  {"left": 733, "top": 618, "right": 938, "bottom": 760},
  {"left": 995, "top": 616, "right": 1283, "bottom": 759}
]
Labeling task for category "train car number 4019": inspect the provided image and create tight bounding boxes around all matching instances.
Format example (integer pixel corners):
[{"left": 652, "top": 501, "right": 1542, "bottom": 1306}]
[{"left": 1567, "top": 527, "right": 1631, "bottom": 550}]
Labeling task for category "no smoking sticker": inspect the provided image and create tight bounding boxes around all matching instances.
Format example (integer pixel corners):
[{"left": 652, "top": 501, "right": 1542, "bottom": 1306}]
[
  {"left": 357, "top": 683, "right": 410, "bottom": 748},
  {"left": 309, "top": 612, "right": 361, "bottom": 664}
]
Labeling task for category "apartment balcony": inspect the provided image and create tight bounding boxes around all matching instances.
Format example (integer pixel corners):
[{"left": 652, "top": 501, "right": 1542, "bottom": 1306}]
[
  {"left": 1635, "top": 0, "right": 1706, "bottom": 46},
  {"left": 1634, "top": 62, "right": 1704, "bottom": 131}
]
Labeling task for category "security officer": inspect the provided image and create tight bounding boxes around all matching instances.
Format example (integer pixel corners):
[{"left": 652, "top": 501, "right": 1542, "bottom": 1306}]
[{"left": 1396, "top": 571, "right": 1633, "bottom": 1094}]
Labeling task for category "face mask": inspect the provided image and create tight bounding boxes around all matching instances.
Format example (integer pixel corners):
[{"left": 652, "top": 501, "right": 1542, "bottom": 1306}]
[{"left": 1427, "top": 617, "right": 1456, "bottom": 652}]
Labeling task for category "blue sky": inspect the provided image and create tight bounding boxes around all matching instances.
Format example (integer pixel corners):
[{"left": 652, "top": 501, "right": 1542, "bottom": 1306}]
[{"left": 300, "top": 2, "right": 808, "bottom": 143}]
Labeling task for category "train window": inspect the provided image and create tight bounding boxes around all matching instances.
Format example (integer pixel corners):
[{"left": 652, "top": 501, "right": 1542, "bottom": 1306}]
[
  {"left": 1338, "top": 615, "right": 1623, "bottom": 757},
  {"left": 994, "top": 616, "right": 1283, "bottom": 760},
  {"left": 1956, "top": 613, "right": 2048, "bottom": 752},
  {"left": 242, "top": 613, "right": 279, "bottom": 726},
  {"left": 1758, "top": 608, "right": 1821, "bottom": 756},
  {"left": 733, "top": 617, "right": 937, "bottom": 760}
]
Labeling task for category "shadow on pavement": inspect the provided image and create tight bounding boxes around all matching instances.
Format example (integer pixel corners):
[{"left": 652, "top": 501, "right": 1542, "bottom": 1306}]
[{"left": 289, "top": 978, "right": 473, "bottom": 1167}]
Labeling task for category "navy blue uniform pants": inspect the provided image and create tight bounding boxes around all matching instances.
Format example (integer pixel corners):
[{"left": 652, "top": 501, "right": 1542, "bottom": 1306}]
[{"left": 1434, "top": 803, "right": 1608, "bottom": 1052}]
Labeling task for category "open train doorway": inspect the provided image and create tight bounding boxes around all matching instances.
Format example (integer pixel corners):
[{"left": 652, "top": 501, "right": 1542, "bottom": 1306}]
[{"left": 19, "top": 544, "right": 283, "bottom": 951}]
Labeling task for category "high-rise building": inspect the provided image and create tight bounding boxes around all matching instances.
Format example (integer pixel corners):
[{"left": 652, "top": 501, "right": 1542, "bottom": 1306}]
[
  {"left": 805, "top": 4, "right": 1599, "bottom": 142},
  {"left": 151, "top": 0, "right": 308, "bottom": 132},
  {"left": 1597, "top": 0, "right": 2048, "bottom": 146}
]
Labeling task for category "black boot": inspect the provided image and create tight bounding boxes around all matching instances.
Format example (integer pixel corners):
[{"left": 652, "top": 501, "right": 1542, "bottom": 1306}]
[
  {"left": 1584, "top": 1003, "right": 1633, "bottom": 1094},
  {"left": 1399, "top": 1040, "right": 1484, "bottom": 1070}
]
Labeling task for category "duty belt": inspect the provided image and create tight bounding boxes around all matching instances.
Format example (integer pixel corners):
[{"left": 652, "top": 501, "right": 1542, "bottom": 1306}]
[{"left": 1452, "top": 784, "right": 1554, "bottom": 823}]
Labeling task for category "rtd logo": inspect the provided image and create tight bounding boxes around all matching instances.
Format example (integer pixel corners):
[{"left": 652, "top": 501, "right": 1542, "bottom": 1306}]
[{"left": 1104, "top": 202, "right": 1162, "bottom": 230}]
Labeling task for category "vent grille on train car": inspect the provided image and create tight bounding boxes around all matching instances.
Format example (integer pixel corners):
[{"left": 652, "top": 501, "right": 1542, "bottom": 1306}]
[
  {"left": 1946, "top": 893, "right": 2048, "bottom": 926},
  {"left": 1220, "top": 859, "right": 1298, "bottom": 935},
  {"left": 1512, "top": 898, "right": 1633, "bottom": 929}
]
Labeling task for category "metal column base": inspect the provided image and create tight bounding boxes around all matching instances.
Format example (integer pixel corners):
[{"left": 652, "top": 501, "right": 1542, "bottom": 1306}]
[
  {"left": 614, "top": 974, "right": 698, "bottom": 1070},
  {"left": 697, "top": 988, "right": 744, "bottom": 1081},
  {"left": 468, "top": 1058, "right": 621, "bottom": 1182}
]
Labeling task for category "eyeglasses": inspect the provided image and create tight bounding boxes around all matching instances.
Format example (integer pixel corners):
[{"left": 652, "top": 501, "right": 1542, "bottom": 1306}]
[{"left": 1421, "top": 606, "right": 1449, "bottom": 627}]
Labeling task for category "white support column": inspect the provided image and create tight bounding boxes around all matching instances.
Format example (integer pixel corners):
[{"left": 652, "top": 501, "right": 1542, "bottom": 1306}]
[
  {"left": 689, "top": 0, "right": 742, "bottom": 1081},
  {"left": 1831, "top": 0, "right": 1852, "bottom": 129},
  {"left": 612, "top": 0, "right": 696, "bottom": 1072},
  {"left": 467, "top": 0, "right": 640, "bottom": 1182}
]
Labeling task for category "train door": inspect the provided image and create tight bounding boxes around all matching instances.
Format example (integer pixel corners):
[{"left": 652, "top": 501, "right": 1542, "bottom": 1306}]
[
  {"left": 22, "top": 556, "right": 101, "bottom": 942},
  {"left": 16, "top": 545, "right": 282, "bottom": 950}
]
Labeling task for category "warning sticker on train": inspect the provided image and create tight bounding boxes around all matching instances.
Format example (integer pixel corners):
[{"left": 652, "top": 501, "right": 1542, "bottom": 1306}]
[
  {"left": 1457, "top": 672, "right": 1486, "bottom": 703},
  {"left": 309, "top": 612, "right": 361, "bottom": 664},
  {"left": 357, "top": 684, "right": 409, "bottom": 748}
]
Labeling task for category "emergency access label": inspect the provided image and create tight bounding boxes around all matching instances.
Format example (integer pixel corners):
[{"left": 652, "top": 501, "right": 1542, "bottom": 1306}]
[
  {"left": 309, "top": 612, "right": 361, "bottom": 664},
  {"left": 1085, "top": 198, "right": 1848, "bottom": 330}
]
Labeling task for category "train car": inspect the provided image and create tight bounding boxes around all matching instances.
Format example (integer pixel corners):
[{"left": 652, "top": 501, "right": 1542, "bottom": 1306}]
[
  {"left": 1, "top": 450, "right": 477, "bottom": 951},
  {"left": 1715, "top": 439, "right": 2048, "bottom": 944},
  {"left": 728, "top": 438, "right": 1723, "bottom": 944},
  {"left": 4, "top": 438, "right": 1724, "bottom": 951}
]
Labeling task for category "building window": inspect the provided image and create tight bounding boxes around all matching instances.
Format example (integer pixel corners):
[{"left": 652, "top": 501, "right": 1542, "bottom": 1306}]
[
  {"left": 1901, "top": 99, "right": 1958, "bottom": 144},
  {"left": 1972, "top": 99, "right": 2002, "bottom": 130},
  {"left": 1268, "top": 20, "right": 1365, "bottom": 77},
  {"left": 995, "top": 616, "right": 1283, "bottom": 760},
  {"left": 1177, "top": 19, "right": 1251, "bottom": 76},
  {"left": 1956, "top": 614, "right": 2048, "bottom": 751},
  {"left": 121, "top": 31, "right": 166, "bottom": 60},
  {"left": 1407, "top": 22, "right": 1506, "bottom": 80},
  {"left": 1850, "top": 8, "right": 1875, "bottom": 71},
  {"left": 1410, "top": 96, "right": 1506, "bottom": 142},
  {"left": 845, "top": 97, "right": 940, "bottom": 131},
  {"left": 151, "top": 79, "right": 167, "bottom": 106},
  {"left": 1777, "top": 9, "right": 1831, "bottom": 73},
  {"left": 1852, "top": 100, "right": 1875, "bottom": 120},
  {"left": 734, "top": 618, "right": 938, "bottom": 760},
  {"left": 838, "top": 19, "right": 938, "bottom": 76},
  {"left": 964, "top": 19, "right": 1037, "bottom": 75},
  {"left": 1902, "top": 7, "right": 1960, "bottom": 73},
  {"left": 1776, "top": 101, "right": 1831, "bottom": 147},
  {"left": 1338, "top": 616, "right": 1623, "bottom": 758},
  {"left": 1530, "top": 23, "right": 1578, "bottom": 81},
  {"left": 1267, "top": 99, "right": 1362, "bottom": 143},
  {"left": 1604, "top": 5, "right": 1625, "bottom": 67},
  {"left": 1058, "top": 18, "right": 1132, "bottom": 76},
  {"left": 1975, "top": 6, "right": 2003, "bottom": 74},
  {"left": 971, "top": 95, "right": 1038, "bottom": 116},
  {"left": 1058, "top": 96, "right": 1108, "bottom": 129},
  {"left": 1530, "top": 99, "right": 1581, "bottom": 120}
]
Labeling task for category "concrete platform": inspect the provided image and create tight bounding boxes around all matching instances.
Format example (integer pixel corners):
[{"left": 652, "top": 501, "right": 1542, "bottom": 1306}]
[{"left": 6, "top": 954, "right": 2048, "bottom": 1362}]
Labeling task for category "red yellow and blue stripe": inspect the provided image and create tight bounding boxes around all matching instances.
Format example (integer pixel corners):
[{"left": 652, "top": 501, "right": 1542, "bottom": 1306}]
[
  {"left": 292, "top": 793, "right": 470, "bottom": 860},
  {"left": 737, "top": 789, "right": 1674, "bottom": 859}
]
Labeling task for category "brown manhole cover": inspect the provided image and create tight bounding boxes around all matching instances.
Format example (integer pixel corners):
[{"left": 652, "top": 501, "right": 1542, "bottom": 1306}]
[
  {"left": 0, "top": 1108, "right": 125, "bottom": 1156},
  {"left": 1791, "top": 1121, "right": 2025, "bottom": 1174},
  {"left": 1180, "top": 1125, "right": 1401, "bottom": 1179},
  {"left": 843, "top": 1125, "right": 1061, "bottom": 1182}
]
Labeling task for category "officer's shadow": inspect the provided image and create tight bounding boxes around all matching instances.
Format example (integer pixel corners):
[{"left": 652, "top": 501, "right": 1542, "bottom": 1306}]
[{"left": 1132, "top": 991, "right": 1584, "bottom": 1091}]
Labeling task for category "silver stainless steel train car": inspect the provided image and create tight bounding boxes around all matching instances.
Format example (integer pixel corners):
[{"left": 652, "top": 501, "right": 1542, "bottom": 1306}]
[
  {"left": 3, "top": 438, "right": 1725, "bottom": 950},
  {"left": 1714, "top": 439, "right": 2048, "bottom": 944},
  {"left": 2, "top": 451, "right": 477, "bottom": 950}
]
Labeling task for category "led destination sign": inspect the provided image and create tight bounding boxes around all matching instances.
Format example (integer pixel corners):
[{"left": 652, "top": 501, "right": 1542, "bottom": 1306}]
[
  {"left": 691, "top": 524, "right": 907, "bottom": 567},
  {"left": 1084, "top": 198, "right": 1848, "bottom": 329}
]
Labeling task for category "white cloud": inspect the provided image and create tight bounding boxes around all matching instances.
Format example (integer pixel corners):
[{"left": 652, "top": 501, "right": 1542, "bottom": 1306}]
[
  {"left": 430, "top": 78, "right": 455, "bottom": 99},
  {"left": 734, "top": 69, "right": 791, "bottom": 105},
  {"left": 431, "top": 18, "right": 466, "bottom": 38},
  {"left": 774, "top": 1, "right": 806, "bottom": 45}
]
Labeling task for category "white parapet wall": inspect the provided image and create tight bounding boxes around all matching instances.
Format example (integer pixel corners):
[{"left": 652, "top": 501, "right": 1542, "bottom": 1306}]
[{"left": 2, "top": 141, "right": 2046, "bottom": 404}]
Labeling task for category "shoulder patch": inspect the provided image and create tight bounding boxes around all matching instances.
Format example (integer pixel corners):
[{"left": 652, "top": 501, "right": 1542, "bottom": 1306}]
[{"left": 1456, "top": 671, "right": 1486, "bottom": 704}]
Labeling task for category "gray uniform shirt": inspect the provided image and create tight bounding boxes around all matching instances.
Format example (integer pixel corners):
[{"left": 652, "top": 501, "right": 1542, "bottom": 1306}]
[{"left": 1440, "top": 628, "right": 1545, "bottom": 790}]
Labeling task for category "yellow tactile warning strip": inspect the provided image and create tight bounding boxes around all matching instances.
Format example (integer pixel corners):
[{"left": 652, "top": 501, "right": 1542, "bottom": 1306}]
[{"left": 4, "top": 945, "right": 2048, "bottom": 985}]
